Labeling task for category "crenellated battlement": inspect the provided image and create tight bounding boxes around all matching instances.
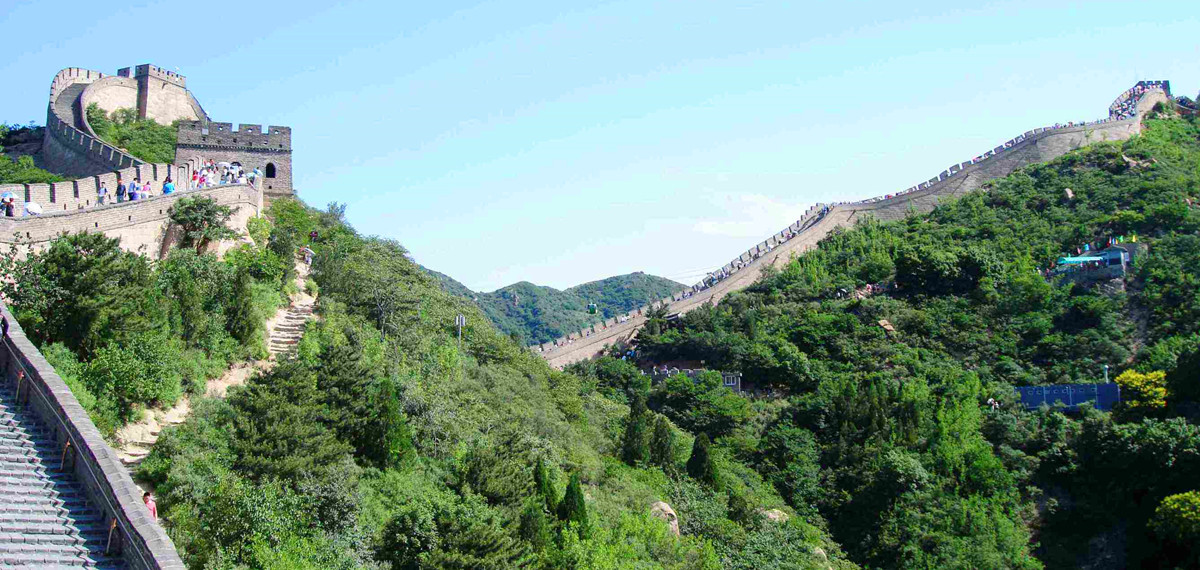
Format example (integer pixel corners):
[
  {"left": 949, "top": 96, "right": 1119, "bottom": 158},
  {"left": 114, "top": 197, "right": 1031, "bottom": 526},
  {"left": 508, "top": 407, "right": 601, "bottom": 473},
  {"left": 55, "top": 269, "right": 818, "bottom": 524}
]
[
  {"left": 117, "top": 64, "right": 186, "bottom": 87},
  {"left": 175, "top": 121, "right": 292, "bottom": 151}
]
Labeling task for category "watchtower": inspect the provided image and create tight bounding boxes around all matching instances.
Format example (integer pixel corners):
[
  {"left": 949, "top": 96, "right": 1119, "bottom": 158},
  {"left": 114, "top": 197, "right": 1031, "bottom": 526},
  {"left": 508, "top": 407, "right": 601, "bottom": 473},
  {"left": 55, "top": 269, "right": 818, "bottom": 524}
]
[
  {"left": 115, "top": 64, "right": 195, "bottom": 122},
  {"left": 175, "top": 121, "right": 294, "bottom": 198}
]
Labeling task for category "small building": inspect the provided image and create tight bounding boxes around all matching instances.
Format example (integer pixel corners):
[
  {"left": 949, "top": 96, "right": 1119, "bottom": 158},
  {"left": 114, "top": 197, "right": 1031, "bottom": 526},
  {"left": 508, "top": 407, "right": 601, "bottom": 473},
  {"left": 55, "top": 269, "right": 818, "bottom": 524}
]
[
  {"left": 1014, "top": 383, "right": 1121, "bottom": 412},
  {"left": 1053, "top": 243, "right": 1143, "bottom": 285},
  {"left": 647, "top": 366, "right": 745, "bottom": 394}
]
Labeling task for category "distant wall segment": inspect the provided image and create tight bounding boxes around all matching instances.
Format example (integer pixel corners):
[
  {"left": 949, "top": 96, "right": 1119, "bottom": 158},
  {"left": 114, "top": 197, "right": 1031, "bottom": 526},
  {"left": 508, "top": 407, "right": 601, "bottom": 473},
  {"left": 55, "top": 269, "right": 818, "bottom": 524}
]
[{"left": 537, "top": 84, "right": 1171, "bottom": 368}]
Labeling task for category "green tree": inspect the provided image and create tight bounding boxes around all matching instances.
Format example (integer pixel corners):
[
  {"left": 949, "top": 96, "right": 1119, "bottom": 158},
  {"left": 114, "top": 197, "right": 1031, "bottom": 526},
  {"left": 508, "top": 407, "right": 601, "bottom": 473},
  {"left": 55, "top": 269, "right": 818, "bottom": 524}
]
[
  {"left": 557, "top": 472, "right": 589, "bottom": 536},
  {"left": 687, "top": 433, "right": 718, "bottom": 487},
  {"left": 1151, "top": 490, "right": 1200, "bottom": 566},
  {"left": 533, "top": 458, "right": 558, "bottom": 514},
  {"left": 170, "top": 196, "right": 238, "bottom": 253},
  {"left": 0, "top": 232, "right": 170, "bottom": 357},
  {"left": 620, "top": 391, "right": 650, "bottom": 466},
  {"left": 229, "top": 362, "right": 353, "bottom": 481},
  {"left": 226, "top": 267, "right": 258, "bottom": 345},
  {"left": 85, "top": 103, "right": 177, "bottom": 163},
  {"left": 649, "top": 414, "right": 676, "bottom": 470},
  {"left": 425, "top": 515, "right": 532, "bottom": 569},
  {"left": 518, "top": 500, "right": 552, "bottom": 552}
]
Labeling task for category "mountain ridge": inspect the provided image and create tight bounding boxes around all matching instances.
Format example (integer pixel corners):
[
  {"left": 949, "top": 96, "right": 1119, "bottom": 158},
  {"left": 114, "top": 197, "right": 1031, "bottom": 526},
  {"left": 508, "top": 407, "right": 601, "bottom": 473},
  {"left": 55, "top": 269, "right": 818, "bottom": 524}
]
[{"left": 425, "top": 267, "right": 684, "bottom": 344}]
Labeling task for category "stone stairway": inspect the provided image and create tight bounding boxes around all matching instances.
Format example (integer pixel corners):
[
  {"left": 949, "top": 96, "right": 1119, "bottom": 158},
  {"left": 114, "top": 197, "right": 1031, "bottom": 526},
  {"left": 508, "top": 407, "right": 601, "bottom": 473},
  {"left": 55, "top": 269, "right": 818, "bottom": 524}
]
[
  {"left": 0, "top": 385, "right": 125, "bottom": 568},
  {"left": 268, "top": 298, "right": 314, "bottom": 358}
]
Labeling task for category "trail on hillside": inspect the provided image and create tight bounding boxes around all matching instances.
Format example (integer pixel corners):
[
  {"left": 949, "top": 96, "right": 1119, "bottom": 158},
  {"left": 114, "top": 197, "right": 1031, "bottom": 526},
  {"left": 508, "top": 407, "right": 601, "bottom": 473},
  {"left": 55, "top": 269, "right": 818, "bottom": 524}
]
[{"left": 114, "top": 261, "right": 316, "bottom": 483}]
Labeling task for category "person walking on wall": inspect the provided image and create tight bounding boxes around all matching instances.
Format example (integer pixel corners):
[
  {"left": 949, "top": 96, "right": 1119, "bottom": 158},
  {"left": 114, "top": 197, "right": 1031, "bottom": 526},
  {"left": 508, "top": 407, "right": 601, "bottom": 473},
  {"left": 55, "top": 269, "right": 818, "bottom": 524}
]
[
  {"left": 142, "top": 181, "right": 154, "bottom": 198},
  {"left": 116, "top": 181, "right": 127, "bottom": 203},
  {"left": 128, "top": 179, "right": 140, "bottom": 201},
  {"left": 163, "top": 177, "right": 175, "bottom": 195},
  {"left": 97, "top": 182, "right": 108, "bottom": 205},
  {"left": 3, "top": 199, "right": 13, "bottom": 218}
]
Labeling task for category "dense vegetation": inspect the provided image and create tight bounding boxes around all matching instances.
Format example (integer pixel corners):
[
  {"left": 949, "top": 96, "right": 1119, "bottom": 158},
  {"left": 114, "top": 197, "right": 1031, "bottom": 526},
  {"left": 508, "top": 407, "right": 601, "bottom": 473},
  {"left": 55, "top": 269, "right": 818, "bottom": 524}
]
[
  {"left": 86, "top": 103, "right": 178, "bottom": 163},
  {"left": 431, "top": 270, "right": 684, "bottom": 345},
  {"left": 139, "top": 199, "right": 848, "bottom": 569},
  {"left": 0, "top": 123, "right": 64, "bottom": 184},
  {"left": 0, "top": 211, "right": 284, "bottom": 436},
  {"left": 629, "top": 111, "right": 1200, "bottom": 568}
]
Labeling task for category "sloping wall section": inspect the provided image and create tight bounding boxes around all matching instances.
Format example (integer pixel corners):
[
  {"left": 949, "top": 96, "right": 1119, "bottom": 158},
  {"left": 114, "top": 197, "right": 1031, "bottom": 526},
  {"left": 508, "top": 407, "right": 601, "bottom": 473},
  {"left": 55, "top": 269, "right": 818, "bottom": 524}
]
[{"left": 537, "top": 86, "right": 1171, "bottom": 368}]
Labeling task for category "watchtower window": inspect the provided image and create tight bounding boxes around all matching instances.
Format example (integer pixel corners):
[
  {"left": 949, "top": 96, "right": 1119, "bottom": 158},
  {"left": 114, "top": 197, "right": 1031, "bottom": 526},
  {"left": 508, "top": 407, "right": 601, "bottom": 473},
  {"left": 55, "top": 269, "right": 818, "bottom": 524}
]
[{"left": 265, "top": 163, "right": 276, "bottom": 178}]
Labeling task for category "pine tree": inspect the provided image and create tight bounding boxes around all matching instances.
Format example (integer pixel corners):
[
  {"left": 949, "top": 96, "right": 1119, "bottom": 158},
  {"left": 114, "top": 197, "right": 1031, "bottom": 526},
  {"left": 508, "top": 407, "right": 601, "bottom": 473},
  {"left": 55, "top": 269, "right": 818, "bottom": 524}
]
[
  {"left": 687, "top": 433, "right": 718, "bottom": 487},
  {"left": 225, "top": 268, "right": 257, "bottom": 345},
  {"left": 518, "top": 499, "right": 551, "bottom": 552},
  {"left": 533, "top": 458, "right": 557, "bottom": 513},
  {"left": 621, "top": 391, "right": 650, "bottom": 466},
  {"left": 556, "top": 472, "right": 589, "bottom": 536},
  {"left": 649, "top": 414, "right": 676, "bottom": 470}
]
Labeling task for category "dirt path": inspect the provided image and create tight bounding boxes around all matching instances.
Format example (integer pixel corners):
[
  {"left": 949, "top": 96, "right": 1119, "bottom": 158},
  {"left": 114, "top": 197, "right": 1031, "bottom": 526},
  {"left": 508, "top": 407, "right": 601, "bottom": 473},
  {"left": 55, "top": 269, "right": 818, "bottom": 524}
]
[{"left": 115, "top": 262, "right": 316, "bottom": 477}]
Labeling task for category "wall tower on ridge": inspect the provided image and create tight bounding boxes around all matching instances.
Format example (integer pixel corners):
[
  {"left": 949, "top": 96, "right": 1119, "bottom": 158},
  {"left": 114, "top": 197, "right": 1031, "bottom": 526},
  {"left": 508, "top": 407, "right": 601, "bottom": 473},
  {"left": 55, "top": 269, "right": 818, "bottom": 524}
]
[{"left": 175, "top": 121, "right": 294, "bottom": 198}]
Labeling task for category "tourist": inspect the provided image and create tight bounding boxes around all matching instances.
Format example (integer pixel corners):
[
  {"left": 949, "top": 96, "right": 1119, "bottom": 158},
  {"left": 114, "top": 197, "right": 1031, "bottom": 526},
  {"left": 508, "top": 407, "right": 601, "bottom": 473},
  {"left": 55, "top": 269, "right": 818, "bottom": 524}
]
[
  {"left": 97, "top": 183, "right": 108, "bottom": 205},
  {"left": 116, "top": 181, "right": 127, "bottom": 203},
  {"left": 143, "top": 492, "right": 157, "bottom": 520},
  {"left": 163, "top": 177, "right": 175, "bottom": 195},
  {"left": 142, "top": 181, "right": 154, "bottom": 198},
  {"left": 301, "top": 246, "right": 315, "bottom": 265},
  {"left": 3, "top": 199, "right": 13, "bottom": 217},
  {"left": 129, "top": 179, "right": 140, "bottom": 201}
]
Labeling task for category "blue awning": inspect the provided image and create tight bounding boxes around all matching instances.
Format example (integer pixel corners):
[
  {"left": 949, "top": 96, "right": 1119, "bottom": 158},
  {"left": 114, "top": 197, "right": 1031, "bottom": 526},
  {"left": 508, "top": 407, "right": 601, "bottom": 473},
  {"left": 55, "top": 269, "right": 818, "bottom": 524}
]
[{"left": 1057, "top": 256, "right": 1104, "bottom": 264}]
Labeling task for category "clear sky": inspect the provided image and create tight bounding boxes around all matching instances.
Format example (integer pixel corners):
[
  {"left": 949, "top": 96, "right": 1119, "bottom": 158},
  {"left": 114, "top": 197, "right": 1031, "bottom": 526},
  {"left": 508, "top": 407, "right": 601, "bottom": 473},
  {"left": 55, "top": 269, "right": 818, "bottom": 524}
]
[{"left": 2, "top": 1, "right": 1196, "bottom": 291}]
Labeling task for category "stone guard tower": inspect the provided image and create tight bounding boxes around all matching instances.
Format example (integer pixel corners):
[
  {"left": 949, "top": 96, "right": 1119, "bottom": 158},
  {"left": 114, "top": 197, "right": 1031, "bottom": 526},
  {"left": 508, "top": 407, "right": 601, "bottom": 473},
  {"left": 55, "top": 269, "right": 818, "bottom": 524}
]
[{"left": 175, "top": 121, "right": 293, "bottom": 198}]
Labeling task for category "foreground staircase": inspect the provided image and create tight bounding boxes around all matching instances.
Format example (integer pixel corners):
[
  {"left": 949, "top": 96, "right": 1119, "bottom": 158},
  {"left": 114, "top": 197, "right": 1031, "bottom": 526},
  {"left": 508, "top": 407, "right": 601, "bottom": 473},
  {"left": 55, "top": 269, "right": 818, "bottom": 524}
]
[{"left": 0, "top": 385, "right": 124, "bottom": 568}]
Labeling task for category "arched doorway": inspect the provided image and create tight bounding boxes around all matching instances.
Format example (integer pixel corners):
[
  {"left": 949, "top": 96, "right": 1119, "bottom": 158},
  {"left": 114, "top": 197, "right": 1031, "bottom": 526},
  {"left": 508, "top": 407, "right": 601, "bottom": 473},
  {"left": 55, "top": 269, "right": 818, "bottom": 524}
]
[{"left": 265, "top": 163, "right": 276, "bottom": 178}]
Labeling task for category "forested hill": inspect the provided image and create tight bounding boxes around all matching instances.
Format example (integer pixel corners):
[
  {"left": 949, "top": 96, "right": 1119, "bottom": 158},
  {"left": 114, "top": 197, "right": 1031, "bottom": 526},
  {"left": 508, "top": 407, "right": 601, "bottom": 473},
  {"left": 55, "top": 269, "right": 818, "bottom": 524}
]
[
  {"left": 427, "top": 269, "right": 684, "bottom": 344},
  {"left": 632, "top": 110, "right": 1200, "bottom": 568}
]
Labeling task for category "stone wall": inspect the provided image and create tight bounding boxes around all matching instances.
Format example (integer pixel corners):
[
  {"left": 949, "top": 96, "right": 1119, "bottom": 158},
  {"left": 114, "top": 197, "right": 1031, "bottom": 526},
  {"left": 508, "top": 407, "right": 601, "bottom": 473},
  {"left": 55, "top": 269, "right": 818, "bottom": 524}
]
[
  {"left": 0, "top": 182, "right": 259, "bottom": 259},
  {"left": 537, "top": 86, "right": 1171, "bottom": 368},
  {"left": 0, "top": 304, "right": 186, "bottom": 570}
]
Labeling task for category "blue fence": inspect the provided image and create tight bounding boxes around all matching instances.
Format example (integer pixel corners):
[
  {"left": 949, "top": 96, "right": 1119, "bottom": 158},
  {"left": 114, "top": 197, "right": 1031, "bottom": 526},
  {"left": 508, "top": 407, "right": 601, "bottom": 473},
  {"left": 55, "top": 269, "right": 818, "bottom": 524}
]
[{"left": 1014, "top": 383, "right": 1121, "bottom": 411}]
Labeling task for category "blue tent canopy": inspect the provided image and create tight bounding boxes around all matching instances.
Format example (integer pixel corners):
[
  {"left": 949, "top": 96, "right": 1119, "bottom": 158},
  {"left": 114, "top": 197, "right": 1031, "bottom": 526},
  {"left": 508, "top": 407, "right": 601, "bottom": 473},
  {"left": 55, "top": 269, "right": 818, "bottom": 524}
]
[
  {"left": 1014, "top": 383, "right": 1121, "bottom": 411},
  {"left": 1057, "top": 256, "right": 1104, "bottom": 265}
]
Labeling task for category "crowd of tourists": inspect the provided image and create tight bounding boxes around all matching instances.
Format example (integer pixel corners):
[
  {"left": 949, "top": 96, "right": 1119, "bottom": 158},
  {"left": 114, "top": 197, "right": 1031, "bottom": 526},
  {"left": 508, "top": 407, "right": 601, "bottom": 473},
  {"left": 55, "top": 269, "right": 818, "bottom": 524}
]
[
  {"left": 190, "top": 160, "right": 260, "bottom": 189},
  {"left": 80, "top": 159, "right": 260, "bottom": 213},
  {"left": 1109, "top": 80, "right": 1170, "bottom": 120},
  {"left": 96, "top": 176, "right": 178, "bottom": 206}
]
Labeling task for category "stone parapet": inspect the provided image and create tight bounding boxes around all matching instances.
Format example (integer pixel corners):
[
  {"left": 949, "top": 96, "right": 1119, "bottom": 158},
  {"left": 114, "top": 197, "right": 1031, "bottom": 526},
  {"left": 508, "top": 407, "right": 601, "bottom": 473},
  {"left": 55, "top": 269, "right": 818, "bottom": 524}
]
[{"left": 0, "top": 304, "right": 186, "bottom": 570}]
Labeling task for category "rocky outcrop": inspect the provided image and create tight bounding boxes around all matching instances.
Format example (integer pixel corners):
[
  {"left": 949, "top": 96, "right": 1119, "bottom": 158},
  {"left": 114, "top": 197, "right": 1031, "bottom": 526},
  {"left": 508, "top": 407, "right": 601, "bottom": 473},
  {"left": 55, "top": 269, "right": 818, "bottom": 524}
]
[{"left": 649, "top": 501, "right": 679, "bottom": 536}]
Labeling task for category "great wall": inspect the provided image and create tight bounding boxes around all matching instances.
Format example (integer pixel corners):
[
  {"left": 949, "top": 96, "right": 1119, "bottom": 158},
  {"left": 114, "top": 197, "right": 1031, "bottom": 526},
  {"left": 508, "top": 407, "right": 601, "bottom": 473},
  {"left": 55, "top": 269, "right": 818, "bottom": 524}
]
[
  {"left": 535, "top": 81, "right": 1175, "bottom": 369},
  {"left": 0, "top": 64, "right": 1187, "bottom": 568},
  {"left": 0, "top": 63, "right": 301, "bottom": 568}
]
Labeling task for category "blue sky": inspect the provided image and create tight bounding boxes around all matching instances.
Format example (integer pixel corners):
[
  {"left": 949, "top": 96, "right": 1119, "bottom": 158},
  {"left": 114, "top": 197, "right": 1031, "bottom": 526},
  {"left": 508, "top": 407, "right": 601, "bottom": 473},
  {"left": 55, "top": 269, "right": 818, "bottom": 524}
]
[{"left": 2, "top": 1, "right": 1196, "bottom": 291}]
